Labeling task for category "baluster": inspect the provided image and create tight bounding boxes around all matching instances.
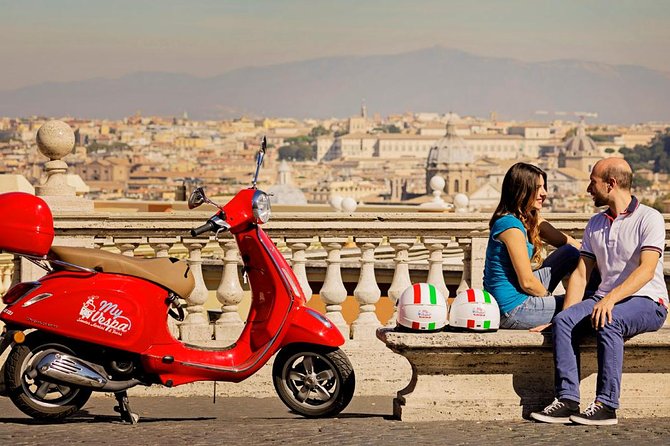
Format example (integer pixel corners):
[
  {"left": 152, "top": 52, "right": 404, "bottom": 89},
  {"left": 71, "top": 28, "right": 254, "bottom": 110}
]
[
  {"left": 469, "top": 235, "right": 487, "bottom": 290},
  {"left": 4, "top": 260, "right": 15, "bottom": 293},
  {"left": 114, "top": 237, "right": 145, "bottom": 257},
  {"left": 149, "top": 238, "right": 178, "bottom": 258},
  {"left": 286, "top": 238, "right": 313, "bottom": 299},
  {"left": 214, "top": 240, "right": 245, "bottom": 342},
  {"left": 93, "top": 237, "right": 110, "bottom": 250},
  {"left": 180, "top": 239, "right": 212, "bottom": 342},
  {"left": 422, "top": 238, "right": 450, "bottom": 300},
  {"left": 0, "top": 265, "right": 10, "bottom": 296},
  {"left": 149, "top": 237, "right": 180, "bottom": 338},
  {"left": 319, "top": 238, "right": 350, "bottom": 339},
  {"left": 457, "top": 237, "right": 472, "bottom": 294},
  {"left": 351, "top": 238, "right": 382, "bottom": 339},
  {"left": 387, "top": 238, "right": 415, "bottom": 327}
]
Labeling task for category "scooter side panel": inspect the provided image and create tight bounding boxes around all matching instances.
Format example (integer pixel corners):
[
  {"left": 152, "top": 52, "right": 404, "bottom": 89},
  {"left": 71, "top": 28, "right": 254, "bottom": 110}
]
[
  {"left": 141, "top": 341, "right": 274, "bottom": 385},
  {"left": 1, "top": 271, "right": 175, "bottom": 353},
  {"left": 237, "top": 230, "right": 294, "bottom": 350}
]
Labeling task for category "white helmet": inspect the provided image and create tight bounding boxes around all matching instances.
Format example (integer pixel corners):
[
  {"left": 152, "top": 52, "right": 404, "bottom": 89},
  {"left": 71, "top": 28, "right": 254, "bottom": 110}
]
[
  {"left": 448, "top": 289, "right": 500, "bottom": 331},
  {"left": 397, "top": 283, "right": 448, "bottom": 331}
]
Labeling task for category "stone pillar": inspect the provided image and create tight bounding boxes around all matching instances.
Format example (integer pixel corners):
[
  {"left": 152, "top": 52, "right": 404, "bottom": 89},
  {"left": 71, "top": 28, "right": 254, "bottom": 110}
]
[
  {"left": 286, "top": 238, "right": 313, "bottom": 300},
  {"left": 214, "top": 241, "right": 245, "bottom": 342},
  {"left": 180, "top": 239, "right": 211, "bottom": 342},
  {"left": 351, "top": 238, "right": 382, "bottom": 339},
  {"left": 319, "top": 238, "right": 350, "bottom": 339},
  {"left": 34, "top": 120, "right": 93, "bottom": 212},
  {"left": 423, "top": 238, "right": 450, "bottom": 299},
  {"left": 387, "top": 238, "right": 415, "bottom": 327}
]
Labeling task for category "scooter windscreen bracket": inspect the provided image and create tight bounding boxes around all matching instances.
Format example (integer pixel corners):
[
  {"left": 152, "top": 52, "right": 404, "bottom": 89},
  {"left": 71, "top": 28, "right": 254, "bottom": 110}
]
[{"left": 251, "top": 136, "right": 267, "bottom": 189}]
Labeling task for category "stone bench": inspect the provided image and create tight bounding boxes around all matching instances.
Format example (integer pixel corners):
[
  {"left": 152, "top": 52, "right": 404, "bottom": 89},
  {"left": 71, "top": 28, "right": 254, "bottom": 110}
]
[{"left": 376, "top": 326, "right": 670, "bottom": 421}]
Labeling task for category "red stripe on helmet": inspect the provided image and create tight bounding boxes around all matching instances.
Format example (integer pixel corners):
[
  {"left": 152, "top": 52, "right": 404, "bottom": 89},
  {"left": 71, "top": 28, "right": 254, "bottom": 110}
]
[
  {"left": 467, "top": 288, "right": 476, "bottom": 302},
  {"left": 413, "top": 283, "right": 422, "bottom": 304},
  {"left": 467, "top": 319, "right": 475, "bottom": 329},
  {"left": 412, "top": 322, "right": 420, "bottom": 330}
]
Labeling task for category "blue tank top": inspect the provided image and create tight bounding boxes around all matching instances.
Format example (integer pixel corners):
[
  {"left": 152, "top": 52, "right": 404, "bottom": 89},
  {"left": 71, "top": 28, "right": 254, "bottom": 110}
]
[{"left": 483, "top": 214, "right": 534, "bottom": 314}]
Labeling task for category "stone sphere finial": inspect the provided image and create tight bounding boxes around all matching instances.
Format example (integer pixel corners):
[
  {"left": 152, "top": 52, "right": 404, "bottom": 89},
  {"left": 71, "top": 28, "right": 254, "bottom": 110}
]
[
  {"left": 330, "top": 195, "right": 343, "bottom": 212},
  {"left": 36, "top": 120, "right": 75, "bottom": 160},
  {"left": 429, "top": 175, "right": 445, "bottom": 193},
  {"left": 454, "top": 193, "right": 469, "bottom": 212},
  {"left": 341, "top": 197, "right": 357, "bottom": 213}
]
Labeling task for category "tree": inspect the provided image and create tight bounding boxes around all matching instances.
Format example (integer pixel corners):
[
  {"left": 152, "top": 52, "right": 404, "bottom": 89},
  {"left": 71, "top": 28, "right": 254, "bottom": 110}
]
[
  {"left": 278, "top": 136, "right": 316, "bottom": 161},
  {"left": 310, "top": 125, "right": 330, "bottom": 138},
  {"left": 620, "top": 131, "right": 670, "bottom": 173},
  {"left": 632, "top": 174, "right": 652, "bottom": 190}
]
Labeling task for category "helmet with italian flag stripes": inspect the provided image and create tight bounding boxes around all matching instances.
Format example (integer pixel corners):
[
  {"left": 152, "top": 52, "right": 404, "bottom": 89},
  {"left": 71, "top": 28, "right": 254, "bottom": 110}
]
[
  {"left": 448, "top": 288, "right": 500, "bottom": 331},
  {"left": 397, "top": 283, "right": 448, "bottom": 332}
]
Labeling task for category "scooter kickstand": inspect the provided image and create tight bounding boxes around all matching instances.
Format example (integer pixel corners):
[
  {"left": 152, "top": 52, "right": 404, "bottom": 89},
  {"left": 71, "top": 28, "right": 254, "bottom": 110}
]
[{"left": 113, "top": 390, "right": 140, "bottom": 424}]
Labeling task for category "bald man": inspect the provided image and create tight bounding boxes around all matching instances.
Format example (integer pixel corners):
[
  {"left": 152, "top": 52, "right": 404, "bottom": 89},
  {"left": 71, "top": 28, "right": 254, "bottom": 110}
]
[{"left": 531, "top": 158, "right": 668, "bottom": 425}]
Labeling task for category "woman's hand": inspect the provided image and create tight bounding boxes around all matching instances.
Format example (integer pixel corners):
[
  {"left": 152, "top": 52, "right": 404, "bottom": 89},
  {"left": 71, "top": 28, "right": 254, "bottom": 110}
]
[{"left": 529, "top": 323, "right": 551, "bottom": 332}]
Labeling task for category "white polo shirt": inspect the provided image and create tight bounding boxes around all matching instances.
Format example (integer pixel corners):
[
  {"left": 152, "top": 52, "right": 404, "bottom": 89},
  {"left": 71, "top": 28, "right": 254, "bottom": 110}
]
[{"left": 581, "top": 196, "right": 668, "bottom": 307}]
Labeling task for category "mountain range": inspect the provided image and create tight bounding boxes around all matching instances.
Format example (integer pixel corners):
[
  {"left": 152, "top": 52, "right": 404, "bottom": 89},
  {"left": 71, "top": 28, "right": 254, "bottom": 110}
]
[{"left": 1, "top": 46, "right": 668, "bottom": 123}]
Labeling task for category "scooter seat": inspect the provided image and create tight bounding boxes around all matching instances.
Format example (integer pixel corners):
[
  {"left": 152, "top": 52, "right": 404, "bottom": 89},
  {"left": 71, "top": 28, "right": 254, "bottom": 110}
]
[{"left": 48, "top": 246, "right": 195, "bottom": 299}]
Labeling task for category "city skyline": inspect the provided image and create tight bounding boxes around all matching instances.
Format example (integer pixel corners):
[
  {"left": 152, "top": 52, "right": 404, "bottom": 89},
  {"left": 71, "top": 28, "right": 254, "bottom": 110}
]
[{"left": 1, "top": 0, "right": 669, "bottom": 92}]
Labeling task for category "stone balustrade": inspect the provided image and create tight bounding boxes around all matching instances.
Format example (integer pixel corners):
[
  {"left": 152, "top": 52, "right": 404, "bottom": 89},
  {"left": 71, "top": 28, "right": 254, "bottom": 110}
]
[
  {"left": 1, "top": 210, "right": 670, "bottom": 400},
  {"left": 2, "top": 211, "right": 670, "bottom": 345}
]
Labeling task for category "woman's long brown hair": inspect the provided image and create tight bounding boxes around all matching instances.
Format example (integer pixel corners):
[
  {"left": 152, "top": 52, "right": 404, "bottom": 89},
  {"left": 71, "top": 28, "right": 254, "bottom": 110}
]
[{"left": 489, "top": 162, "right": 547, "bottom": 265}]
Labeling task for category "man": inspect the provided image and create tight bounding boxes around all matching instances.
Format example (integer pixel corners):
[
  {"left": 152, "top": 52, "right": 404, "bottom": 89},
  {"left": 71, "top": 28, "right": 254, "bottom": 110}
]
[{"left": 530, "top": 157, "right": 668, "bottom": 426}]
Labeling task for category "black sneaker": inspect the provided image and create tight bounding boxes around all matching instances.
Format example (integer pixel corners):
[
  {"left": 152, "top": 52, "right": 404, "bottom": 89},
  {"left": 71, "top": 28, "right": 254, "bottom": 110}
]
[
  {"left": 570, "top": 401, "right": 618, "bottom": 426},
  {"left": 530, "top": 398, "right": 580, "bottom": 423}
]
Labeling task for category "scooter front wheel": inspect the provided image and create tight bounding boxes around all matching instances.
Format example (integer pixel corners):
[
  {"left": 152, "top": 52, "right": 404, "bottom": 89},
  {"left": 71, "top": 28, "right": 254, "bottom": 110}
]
[{"left": 272, "top": 344, "right": 355, "bottom": 418}]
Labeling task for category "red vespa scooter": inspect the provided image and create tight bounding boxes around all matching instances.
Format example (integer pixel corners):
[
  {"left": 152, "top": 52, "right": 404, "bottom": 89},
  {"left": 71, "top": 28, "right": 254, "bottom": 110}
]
[{"left": 0, "top": 138, "right": 355, "bottom": 423}]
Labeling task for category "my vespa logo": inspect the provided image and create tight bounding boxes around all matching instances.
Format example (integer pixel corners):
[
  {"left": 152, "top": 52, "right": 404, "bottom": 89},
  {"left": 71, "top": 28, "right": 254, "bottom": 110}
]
[{"left": 77, "top": 296, "right": 132, "bottom": 336}]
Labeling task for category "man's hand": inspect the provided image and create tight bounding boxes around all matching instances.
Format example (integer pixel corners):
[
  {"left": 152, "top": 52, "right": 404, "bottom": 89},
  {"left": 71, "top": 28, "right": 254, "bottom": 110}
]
[{"left": 592, "top": 296, "right": 615, "bottom": 329}]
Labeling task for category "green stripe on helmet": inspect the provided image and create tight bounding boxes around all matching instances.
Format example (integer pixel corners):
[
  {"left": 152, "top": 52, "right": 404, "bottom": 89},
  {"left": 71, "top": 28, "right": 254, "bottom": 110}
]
[
  {"left": 429, "top": 284, "right": 437, "bottom": 305},
  {"left": 428, "top": 322, "right": 436, "bottom": 330},
  {"left": 483, "top": 320, "right": 491, "bottom": 329},
  {"left": 483, "top": 290, "right": 492, "bottom": 304}
]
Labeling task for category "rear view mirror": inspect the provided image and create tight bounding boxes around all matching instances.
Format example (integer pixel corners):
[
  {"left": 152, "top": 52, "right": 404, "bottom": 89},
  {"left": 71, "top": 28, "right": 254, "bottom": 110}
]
[{"left": 188, "top": 187, "right": 207, "bottom": 209}]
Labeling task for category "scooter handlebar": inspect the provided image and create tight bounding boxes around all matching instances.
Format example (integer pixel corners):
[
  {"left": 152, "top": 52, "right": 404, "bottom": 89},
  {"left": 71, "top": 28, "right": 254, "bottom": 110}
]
[{"left": 190, "top": 220, "right": 216, "bottom": 237}]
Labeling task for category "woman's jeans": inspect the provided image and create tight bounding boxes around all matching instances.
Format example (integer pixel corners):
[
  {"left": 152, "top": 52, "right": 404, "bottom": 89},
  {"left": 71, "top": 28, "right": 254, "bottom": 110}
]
[{"left": 499, "top": 245, "right": 580, "bottom": 329}]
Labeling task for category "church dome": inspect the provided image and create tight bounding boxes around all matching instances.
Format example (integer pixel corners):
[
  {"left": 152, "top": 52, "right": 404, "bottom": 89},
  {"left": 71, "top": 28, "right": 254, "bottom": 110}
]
[
  {"left": 563, "top": 120, "right": 599, "bottom": 157},
  {"left": 267, "top": 160, "right": 308, "bottom": 205},
  {"left": 427, "top": 121, "right": 473, "bottom": 167}
]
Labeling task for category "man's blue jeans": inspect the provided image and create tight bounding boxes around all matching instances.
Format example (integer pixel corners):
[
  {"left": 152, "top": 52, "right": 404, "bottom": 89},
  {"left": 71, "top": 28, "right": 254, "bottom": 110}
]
[
  {"left": 552, "top": 295, "right": 667, "bottom": 408},
  {"left": 499, "top": 244, "right": 580, "bottom": 329}
]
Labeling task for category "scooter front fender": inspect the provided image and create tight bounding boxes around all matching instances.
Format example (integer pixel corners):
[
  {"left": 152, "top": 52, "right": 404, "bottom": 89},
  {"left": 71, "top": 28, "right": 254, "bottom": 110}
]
[{"left": 280, "top": 306, "right": 345, "bottom": 348}]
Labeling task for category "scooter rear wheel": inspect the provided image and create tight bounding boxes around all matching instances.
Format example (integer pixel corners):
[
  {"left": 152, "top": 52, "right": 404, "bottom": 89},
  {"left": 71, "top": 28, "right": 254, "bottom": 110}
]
[
  {"left": 5, "top": 332, "right": 92, "bottom": 420},
  {"left": 272, "top": 344, "right": 355, "bottom": 418}
]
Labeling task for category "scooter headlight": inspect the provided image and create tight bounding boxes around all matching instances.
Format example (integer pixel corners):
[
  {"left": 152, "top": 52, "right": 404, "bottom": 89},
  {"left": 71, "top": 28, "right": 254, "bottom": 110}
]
[{"left": 252, "top": 190, "right": 272, "bottom": 224}]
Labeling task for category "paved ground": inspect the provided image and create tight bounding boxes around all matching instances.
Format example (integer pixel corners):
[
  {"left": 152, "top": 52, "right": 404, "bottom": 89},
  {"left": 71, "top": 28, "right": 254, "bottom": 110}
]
[{"left": 1, "top": 395, "right": 669, "bottom": 445}]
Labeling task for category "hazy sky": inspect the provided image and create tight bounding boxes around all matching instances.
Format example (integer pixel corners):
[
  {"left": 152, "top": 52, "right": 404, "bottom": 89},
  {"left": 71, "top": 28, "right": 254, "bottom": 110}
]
[{"left": 1, "top": 0, "right": 668, "bottom": 91}]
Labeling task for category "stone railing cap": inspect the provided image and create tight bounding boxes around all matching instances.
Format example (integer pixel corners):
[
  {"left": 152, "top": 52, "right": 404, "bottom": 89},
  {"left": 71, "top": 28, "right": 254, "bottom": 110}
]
[{"left": 376, "top": 326, "right": 670, "bottom": 349}]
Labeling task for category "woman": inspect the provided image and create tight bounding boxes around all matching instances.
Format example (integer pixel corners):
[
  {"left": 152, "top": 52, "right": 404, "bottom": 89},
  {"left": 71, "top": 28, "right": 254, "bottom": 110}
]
[{"left": 483, "top": 162, "right": 580, "bottom": 330}]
